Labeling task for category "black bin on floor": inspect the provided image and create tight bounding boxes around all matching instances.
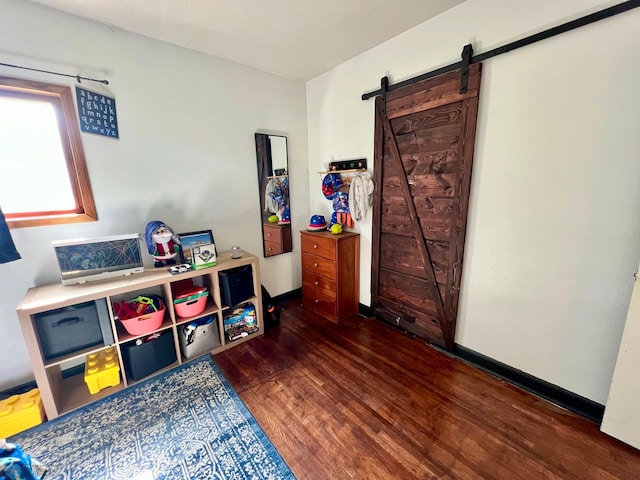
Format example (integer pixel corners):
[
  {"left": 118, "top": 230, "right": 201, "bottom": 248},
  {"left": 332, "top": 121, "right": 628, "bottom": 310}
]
[{"left": 121, "top": 331, "right": 176, "bottom": 381}]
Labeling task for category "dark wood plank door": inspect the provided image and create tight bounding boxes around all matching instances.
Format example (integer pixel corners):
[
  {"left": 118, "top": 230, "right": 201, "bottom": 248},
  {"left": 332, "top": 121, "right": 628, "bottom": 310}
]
[{"left": 371, "top": 65, "right": 482, "bottom": 349}]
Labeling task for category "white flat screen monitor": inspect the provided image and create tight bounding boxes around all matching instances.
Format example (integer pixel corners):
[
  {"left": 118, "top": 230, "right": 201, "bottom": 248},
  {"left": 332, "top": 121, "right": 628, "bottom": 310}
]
[{"left": 53, "top": 234, "right": 144, "bottom": 285}]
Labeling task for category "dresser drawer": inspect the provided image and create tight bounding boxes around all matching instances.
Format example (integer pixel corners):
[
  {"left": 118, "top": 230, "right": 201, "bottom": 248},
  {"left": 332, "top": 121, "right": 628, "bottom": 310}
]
[
  {"left": 301, "top": 233, "right": 336, "bottom": 260},
  {"left": 263, "top": 224, "right": 292, "bottom": 252},
  {"left": 264, "top": 240, "right": 283, "bottom": 257},
  {"left": 263, "top": 224, "right": 283, "bottom": 245},
  {"left": 302, "top": 270, "right": 336, "bottom": 299},
  {"left": 302, "top": 288, "right": 337, "bottom": 321},
  {"left": 302, "top": 252, "right": 336, "bottom": 278}
]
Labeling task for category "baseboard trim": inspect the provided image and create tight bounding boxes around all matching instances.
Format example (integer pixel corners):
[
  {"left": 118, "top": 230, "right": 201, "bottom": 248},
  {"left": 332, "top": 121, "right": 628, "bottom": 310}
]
[
  {"left": 359, "top": 303, "right": 374, "bottom": 317},
  {"left": 432, "top": 343, "right": 605, "bottom": 424},
  {"left": 0, "top": 365, "right": 88, "bottom": 400},
  {"left": 0, "top": 379, "right": 37, "bottom": 400},
  {"left": 273, "top": 288, "right": 301, "bottom": 304}
]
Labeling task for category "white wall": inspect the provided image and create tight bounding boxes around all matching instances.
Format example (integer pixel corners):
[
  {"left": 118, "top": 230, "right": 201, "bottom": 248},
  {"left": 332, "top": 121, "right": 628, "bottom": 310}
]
[
  {"left": 307, "top": 0, "right": 640, "bottom": 403},
  {"left": 0, "top": 0, "right": 308, "bottom": 391}
]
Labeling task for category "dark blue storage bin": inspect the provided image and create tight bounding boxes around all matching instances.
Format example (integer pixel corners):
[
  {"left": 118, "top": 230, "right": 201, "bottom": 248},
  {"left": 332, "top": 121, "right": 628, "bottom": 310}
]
[
  {"left": 219, "top": 266, "right": 254, "bottom": 307},
  {"left": 121, "top": 331, "right": 176, "bottom": 380}
]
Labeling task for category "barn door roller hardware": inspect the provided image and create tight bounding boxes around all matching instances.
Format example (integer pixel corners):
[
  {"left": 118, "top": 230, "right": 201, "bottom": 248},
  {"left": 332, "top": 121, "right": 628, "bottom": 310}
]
[
  {"left": 362, "top": 0, "right": 640, "bottom": 101},
  {"left": 460, "top": 44, "right": 473, "bottom": 94},
  {"left": 379, "top": 76, "right": 388, "bottom": 115}
]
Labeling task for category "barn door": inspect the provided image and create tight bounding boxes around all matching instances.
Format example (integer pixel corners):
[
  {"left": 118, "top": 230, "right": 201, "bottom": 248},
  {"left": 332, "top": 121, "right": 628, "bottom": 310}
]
[{"left": 371, "top": 65, "right": 482, "bottom": 349}]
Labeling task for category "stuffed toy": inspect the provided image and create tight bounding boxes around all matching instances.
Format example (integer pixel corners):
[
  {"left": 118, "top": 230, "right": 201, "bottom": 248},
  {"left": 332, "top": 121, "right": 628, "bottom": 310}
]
[
  {"left": 145, "top": 220, "right": 181, "bottom": 268},
  {"left": 332, "top": 188, "right": 353, "bottom": 228},
  {"left": 265, "top": 177, "right": 290, "bottom": 224},
  {"left": 323, "top": 173, "right": 354, "bottom": 228}
]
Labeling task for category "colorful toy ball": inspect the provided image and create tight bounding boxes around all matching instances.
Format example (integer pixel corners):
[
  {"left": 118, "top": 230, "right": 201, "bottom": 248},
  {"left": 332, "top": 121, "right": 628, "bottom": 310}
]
[{"left": 307, "top": 214, "right": 328, "bottom": 231}]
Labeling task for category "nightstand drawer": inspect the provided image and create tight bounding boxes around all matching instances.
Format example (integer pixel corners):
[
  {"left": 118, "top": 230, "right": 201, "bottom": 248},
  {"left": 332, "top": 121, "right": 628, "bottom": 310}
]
[
  {"left": 302, "top": 252, "right": 335, "bottom": 278},
  {"left": 301, "top": 233, "right": 336, "bottom": 260},
  {"left": 302, "top": 270, "right": 336, "bottom": 299}
]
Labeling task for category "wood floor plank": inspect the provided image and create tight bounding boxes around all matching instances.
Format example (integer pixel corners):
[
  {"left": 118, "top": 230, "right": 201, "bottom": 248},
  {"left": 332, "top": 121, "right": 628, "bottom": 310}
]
[{"left": 214, "top": 299, "right": 640, "bottom": 479}]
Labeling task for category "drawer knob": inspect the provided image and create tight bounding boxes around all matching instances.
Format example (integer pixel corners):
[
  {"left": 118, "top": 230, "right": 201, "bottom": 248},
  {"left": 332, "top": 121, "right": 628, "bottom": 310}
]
[
  {"left": 314, "top": 262, "right": 318, "bottom": 267},
  {"left": 314, "top": 299, "right": 319, "bottom": 303},
  {"left": 314, "top": 281, "right": 319, "bottom": 286},
  {"left": 267, "top": 232, "right": 271, "bottom": 237},
  {"left": 313, "top": 244, "right": 318, "bottom": 249}
]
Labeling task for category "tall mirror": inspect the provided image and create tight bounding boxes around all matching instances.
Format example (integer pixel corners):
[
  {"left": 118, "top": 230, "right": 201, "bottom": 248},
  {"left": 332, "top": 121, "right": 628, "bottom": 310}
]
[{"left": 255, "top": 133, "right": 292, "bottom": 257}]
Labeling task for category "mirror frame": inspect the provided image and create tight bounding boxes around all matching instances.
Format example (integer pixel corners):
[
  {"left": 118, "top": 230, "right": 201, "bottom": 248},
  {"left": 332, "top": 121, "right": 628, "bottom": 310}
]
[{"left": 255, "top": 133, "right": 292, "bottom": 257}]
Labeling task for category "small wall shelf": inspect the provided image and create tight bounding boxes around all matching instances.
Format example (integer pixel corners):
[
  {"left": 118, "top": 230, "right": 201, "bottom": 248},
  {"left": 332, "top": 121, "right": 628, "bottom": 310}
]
[{"left": 317, "top": 168, "right": 367, "bottom": 175}]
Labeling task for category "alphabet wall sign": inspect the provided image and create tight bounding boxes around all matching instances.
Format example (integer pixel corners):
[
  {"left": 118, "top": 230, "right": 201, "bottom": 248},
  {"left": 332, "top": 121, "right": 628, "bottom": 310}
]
[{"left": 75, "top": 86, "right": 119, "bottom": 138}]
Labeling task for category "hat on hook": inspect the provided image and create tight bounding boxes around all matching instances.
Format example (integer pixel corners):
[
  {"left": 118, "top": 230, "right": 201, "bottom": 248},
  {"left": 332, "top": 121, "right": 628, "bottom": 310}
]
[{"left": 321, "top": 173, "right": 343, "bottom": 200}]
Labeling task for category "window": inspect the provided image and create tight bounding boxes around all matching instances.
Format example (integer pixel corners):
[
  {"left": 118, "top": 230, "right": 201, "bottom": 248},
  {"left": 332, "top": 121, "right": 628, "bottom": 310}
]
[{"left": 0, "top": 77, "right": 97, "bottom": 228}]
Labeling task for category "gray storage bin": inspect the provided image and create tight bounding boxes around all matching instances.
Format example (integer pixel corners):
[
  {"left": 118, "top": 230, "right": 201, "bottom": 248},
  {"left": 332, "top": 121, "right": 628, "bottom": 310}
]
[{"left": 35, "top": 299, "right": 113, "bottom": 360}]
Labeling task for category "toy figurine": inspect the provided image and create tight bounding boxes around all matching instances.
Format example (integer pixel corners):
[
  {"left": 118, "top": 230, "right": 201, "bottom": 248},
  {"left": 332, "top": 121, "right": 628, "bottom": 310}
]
[{"left": 145, "top": 220, "right": 181, "bottom": 268}]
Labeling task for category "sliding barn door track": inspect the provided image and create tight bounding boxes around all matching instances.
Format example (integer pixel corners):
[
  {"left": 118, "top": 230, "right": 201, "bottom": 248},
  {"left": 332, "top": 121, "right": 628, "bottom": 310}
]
[{"left": 362, "top": 0, "right": 639, "bottom": 101}]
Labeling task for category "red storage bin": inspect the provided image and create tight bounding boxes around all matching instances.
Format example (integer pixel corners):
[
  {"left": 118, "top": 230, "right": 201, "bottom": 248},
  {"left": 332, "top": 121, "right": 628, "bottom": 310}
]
[
  {"left": 174, "top": 287, "right": 208, "bottom": 318},
  {"left": 120, "top": 307, "right": 165, "bottom": 336},
  {"left": 117, "top": 297, "right": 165, "bottom": 336}
]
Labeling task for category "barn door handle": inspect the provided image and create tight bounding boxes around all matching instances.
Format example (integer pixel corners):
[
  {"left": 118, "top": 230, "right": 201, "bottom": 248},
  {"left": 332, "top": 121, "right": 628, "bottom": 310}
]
[{"left": 395, "top": 315, "right": 416, "bottom": 324}]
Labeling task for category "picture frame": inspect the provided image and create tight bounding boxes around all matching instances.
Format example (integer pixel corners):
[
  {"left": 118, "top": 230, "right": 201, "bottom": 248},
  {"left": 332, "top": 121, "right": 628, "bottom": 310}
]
[{"left": 177, "top": 230, "right": 216, "bottom": 265}]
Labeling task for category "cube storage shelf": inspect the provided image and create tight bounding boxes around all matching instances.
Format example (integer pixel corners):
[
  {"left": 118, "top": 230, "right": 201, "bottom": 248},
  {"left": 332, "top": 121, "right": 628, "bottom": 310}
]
[{"left": 16, "top": 251, "right": 263, "bottom": 420}]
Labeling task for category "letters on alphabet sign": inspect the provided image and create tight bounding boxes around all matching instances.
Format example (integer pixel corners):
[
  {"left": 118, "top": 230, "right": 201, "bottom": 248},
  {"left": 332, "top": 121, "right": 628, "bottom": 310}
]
[{"left": 75, "top": 86, "right": 119, "bottom": 138}]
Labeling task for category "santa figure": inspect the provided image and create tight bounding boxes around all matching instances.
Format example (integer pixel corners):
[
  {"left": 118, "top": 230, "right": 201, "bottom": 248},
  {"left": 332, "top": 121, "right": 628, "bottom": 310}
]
[{"left": 145, "top": 220, "right": 181, "bottom": 267}]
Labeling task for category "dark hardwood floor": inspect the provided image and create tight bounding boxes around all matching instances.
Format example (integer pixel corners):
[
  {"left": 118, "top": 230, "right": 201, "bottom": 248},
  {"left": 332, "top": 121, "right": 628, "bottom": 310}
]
[{"left": 214, "top": 299, "right": 640, "bottom": 479}]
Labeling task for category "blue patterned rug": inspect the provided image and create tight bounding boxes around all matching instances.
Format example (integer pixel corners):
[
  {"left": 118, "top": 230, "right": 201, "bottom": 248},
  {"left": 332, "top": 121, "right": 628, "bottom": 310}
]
[{"left": 11, "top": 356, "right": 295, "bottom": 480}]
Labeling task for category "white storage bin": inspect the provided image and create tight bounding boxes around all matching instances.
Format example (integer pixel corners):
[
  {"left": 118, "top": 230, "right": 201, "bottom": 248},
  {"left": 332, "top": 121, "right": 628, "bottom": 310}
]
[{"left": 178, "top": 315, "right": 220, "bottom": 359}]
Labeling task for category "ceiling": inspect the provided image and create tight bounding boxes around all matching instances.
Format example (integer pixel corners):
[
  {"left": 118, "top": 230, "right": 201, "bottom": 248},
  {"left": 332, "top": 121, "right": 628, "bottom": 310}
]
[{"left": 27, "top": 0, "right": 465, "bottom": 81}]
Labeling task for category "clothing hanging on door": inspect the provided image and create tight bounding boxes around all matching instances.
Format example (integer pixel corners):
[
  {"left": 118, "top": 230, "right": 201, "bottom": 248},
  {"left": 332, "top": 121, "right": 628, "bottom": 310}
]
[{"left": 0, "top": 206, "right": 20, "bottom": 264}]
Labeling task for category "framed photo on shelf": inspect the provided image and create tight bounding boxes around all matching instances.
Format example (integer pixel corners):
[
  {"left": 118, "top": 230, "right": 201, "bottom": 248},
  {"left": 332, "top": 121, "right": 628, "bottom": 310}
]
[{"left": 177, "top": 230, "right": 216, "bottom": 265}]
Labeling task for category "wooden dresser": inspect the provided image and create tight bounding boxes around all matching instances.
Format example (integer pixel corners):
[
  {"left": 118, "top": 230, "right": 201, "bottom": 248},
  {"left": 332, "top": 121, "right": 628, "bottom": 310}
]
[
  {"left": 300, "top": 230, "right": 360, "bottom": 322},
  {"left": 263, "top": 223, "right": 292, "bottom": 257}
]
